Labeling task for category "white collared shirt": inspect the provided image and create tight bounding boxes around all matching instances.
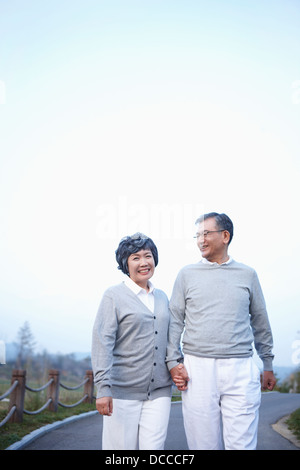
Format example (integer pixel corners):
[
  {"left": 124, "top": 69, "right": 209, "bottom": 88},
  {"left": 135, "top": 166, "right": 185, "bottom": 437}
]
[
  {"left": 201, "top": 256, "right": 233, "bottom": 266},
  {"left": 124, "top": 276, "right": 155, "bottom": 313}
]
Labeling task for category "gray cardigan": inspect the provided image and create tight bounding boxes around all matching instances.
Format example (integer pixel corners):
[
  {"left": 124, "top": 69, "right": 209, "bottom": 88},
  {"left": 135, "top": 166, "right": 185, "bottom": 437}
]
[
  {"left": 92, "top": 282, "right": 172, "bottom": 400},
  {"left": 166, "top": 260, "right": 274, "bottom": 371}
]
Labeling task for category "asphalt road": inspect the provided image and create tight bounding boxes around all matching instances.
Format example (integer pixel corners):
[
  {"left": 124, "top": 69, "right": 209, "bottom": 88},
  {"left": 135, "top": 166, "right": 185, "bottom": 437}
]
[{"left": 16, "top": 392, "right": 300, "bottom": 451}]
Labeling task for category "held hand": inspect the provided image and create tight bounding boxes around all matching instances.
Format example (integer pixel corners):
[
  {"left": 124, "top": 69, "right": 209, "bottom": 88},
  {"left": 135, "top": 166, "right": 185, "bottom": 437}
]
[
  {"left": 262, "top": 370, "right": 276, "bottom": 391},
  {"left": 96, "top": 397, "right": 113, "bottom": 416},
  {"left": 170, "top": 363, "right": 189, "bottom": 391}
]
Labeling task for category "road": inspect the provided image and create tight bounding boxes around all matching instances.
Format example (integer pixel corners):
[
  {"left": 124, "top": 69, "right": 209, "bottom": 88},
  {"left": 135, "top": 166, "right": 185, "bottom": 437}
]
[
  {"left": 12, "top": 392, "right": 300, "bottom": 451},
  {"left": 257, "top": 392, "right": 300, "bottom": 450}
]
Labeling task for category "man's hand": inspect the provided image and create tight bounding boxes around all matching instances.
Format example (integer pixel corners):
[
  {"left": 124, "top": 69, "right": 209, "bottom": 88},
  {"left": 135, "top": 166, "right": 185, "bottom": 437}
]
[
  {"left": 96, "top": 396, "right": 113, "bottom": 416},
  {"left": 262, "top": 370, "right": 276, "bottom": 391},
  {"left": 170, "top": 363, "right": 189, "bottom": 391}
]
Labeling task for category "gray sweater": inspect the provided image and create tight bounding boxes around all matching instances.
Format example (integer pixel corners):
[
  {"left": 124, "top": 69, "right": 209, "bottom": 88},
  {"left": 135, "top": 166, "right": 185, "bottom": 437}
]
[
  {"left": 92, "top": 282, "right": 172, "bottom": 400},
  {"left": 166, "top": 260, "right": 274, "bottom": 371}
]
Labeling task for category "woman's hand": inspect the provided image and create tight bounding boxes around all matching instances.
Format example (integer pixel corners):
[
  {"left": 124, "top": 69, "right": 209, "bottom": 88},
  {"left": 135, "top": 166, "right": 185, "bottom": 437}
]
[{"left": 96, "top": 397, "right": 113, "bottom": 416}]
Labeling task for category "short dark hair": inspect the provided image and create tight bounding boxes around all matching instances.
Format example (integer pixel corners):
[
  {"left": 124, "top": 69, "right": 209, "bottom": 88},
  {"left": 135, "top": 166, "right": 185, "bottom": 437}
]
[
  {"left": 195, "top": 212, "right": 234, "bottom": 245},
  {"left": 115, "top": 232, "right": 159, "bottom": 275}
]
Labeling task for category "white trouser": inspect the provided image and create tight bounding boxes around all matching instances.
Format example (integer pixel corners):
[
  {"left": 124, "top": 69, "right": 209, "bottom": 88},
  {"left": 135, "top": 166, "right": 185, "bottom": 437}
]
[
  {"left": 182, "top": 355, "right": 261, "bottom": 450},
  {"left": 102, "top": 396, "right": 171, "bottom": 450}
]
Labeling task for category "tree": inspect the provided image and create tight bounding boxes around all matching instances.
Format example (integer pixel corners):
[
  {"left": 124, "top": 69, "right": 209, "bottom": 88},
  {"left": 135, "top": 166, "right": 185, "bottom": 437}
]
[{"left": 16, "top": 321, "right": 36, "bottom": 369}]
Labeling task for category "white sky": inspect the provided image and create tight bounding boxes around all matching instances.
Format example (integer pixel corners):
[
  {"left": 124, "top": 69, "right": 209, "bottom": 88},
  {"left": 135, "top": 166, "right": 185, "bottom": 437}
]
[{"left": 0, "top": 0, "right": 299, "bottom": 367}]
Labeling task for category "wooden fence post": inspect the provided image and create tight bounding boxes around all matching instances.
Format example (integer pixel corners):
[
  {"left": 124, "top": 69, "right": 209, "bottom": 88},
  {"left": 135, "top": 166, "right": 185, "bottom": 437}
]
[
  {"left": 84, "top": 370, "right": 94, "bottom": 403},
  {"left": 47, "top": 369, "right": 60, "bottom": 412},
  {"left": 9, "top": 369, "right": 26, "bottom": 423}
]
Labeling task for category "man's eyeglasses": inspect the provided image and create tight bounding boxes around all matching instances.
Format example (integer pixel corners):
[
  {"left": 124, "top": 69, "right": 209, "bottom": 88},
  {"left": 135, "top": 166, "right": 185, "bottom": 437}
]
[{"left": 193, "top": 230, "right": 225, "bottom": 239}]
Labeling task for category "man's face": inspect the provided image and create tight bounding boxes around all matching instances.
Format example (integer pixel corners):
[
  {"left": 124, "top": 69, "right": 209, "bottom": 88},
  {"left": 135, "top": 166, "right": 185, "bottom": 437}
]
[{"left": 196, "top": 217, "right": 228, "bottom": 263}]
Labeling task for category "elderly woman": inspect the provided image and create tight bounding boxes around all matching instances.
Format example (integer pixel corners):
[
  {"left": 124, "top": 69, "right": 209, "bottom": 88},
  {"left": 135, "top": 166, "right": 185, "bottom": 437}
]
[{"left": 91, "top": 233, "right": 173, "bottom": 450}]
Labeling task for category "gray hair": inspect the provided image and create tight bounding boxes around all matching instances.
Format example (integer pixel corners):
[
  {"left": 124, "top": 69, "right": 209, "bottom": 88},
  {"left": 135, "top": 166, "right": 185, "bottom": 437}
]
[{"left": 195, "top": 212, "right": 234, "bottom": 244}]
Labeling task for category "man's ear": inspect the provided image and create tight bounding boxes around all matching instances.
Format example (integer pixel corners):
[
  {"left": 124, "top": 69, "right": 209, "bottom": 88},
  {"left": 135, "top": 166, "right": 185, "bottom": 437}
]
[{"left": 223, "top": 230, "right": 231, "bottom": 245}]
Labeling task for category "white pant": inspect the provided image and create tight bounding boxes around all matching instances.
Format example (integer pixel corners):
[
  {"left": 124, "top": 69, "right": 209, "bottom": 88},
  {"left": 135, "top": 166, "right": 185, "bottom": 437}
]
[
  {"left": 102, "top": 396, "right": 171, "bottom": 450},
  {"left": 182, "top": 355, "right": 261, "bottom": 450}
]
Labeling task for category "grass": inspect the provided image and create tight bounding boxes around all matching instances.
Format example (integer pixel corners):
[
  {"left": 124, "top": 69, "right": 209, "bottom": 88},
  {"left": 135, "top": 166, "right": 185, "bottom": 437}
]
[
  {"left": 1, "top": 387, "right": 182, "bottom": 451},
  {"left": 0, "top": 378, "right": 96, "bottom": 450},
  {"left": 0, "top": 402, "right": 96, "bottom": 450},
  {"left": 286, "top": 408, "right": 300, "bottom": 442}
]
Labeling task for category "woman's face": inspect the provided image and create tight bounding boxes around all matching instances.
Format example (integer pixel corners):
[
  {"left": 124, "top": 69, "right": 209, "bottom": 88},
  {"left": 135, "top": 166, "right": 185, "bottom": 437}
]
[{"left": 127, "top": 249, "right": 155, "bottom": 289}]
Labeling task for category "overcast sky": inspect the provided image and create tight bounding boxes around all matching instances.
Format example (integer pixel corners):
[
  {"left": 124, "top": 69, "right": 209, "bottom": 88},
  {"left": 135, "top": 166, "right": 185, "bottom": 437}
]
[{"left": 0, "top": 0, "right": 299, "bottom": 368}]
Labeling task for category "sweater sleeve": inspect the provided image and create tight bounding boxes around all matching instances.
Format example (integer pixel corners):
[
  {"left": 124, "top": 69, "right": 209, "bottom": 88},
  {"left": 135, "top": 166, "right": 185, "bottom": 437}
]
[
  {"left": 91, "top": 291, "right": 118, "bottom": 398},
  {"left": 166, "top": 270, "right": 186, "bottom": 370},
  {"left": 249, "top": 270, "right": 274, "bottom": 371}
]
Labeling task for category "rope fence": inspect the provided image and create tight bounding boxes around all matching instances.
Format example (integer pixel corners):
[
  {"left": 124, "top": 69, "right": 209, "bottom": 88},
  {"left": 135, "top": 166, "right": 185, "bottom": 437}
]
[{"left": 0, "top": 369, "right": 95, "bottom": 426}]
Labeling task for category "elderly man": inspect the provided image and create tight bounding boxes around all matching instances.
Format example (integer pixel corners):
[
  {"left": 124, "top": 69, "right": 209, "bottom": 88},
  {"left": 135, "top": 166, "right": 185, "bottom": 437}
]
[{"left": 167, "top": 212, "right": 276, "bottom": 450}]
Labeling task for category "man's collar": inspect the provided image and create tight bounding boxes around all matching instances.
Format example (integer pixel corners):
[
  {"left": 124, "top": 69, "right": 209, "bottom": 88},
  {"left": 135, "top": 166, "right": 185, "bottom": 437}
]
[{"left": 201, "top": 256, "right": 233, "bottom": 266}]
